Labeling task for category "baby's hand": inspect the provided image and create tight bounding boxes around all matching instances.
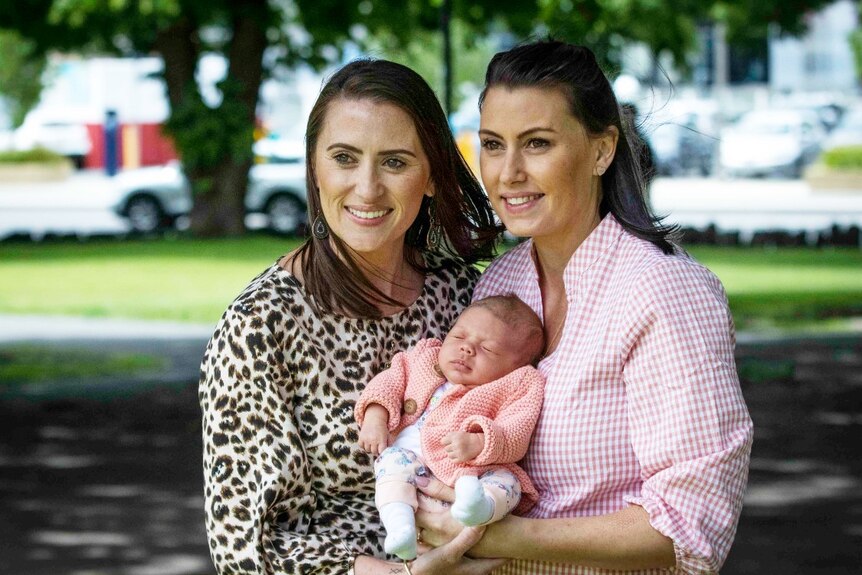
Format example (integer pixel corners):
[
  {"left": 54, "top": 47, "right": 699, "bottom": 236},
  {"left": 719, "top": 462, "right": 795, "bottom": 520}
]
[
  {"left": 358, "top": 422, "right": 389, "bottom": 456},
  {"left": 441, "top": 431, "right": 484, "bottom": 462},
  {"left": 358, "top": 404, "right": 390, "bottom": 456}
]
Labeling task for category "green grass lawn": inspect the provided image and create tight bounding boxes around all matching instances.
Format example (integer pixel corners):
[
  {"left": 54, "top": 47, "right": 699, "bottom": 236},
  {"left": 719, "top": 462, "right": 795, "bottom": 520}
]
[
  {"left": 0, "top": 345, "right": 165, "bottom": 386},
  {"left": 0, "top": 234, "right": 302, "bottom": 323},
  {"left": 687, "top": 246, "right": 862, "bottom": 331},
  {"left": 1, "top": 236, "right": 860, "bottom": 332}
]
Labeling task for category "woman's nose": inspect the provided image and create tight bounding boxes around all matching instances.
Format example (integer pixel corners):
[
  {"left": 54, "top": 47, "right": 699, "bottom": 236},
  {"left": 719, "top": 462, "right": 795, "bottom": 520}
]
[
  {"left": 500, "top": 150, "right": 526, "bottom": 185},
  {"left": 354, "top": 163, "right": 382, "bottom": 200}
]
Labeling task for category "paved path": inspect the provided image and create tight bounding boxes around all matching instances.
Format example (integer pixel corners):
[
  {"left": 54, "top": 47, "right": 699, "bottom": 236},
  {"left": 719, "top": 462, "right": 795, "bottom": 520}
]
[{"left": 0, "top": 314, "right": 215, "bottom": 343}]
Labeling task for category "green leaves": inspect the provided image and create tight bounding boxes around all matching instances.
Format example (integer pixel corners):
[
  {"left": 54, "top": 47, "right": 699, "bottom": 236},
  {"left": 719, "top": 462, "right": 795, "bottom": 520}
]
[
  {"left": 0, "top": 30, "right": 46, "bottom": 127},
  {"left": 163, "top": 79, "right": 255, "bottom": 196}
]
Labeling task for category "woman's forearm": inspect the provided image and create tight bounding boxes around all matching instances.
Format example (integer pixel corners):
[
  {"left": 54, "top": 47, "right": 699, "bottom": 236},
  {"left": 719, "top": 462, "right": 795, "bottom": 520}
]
[
  {"left": 355, "top": 554, "right": 408, "bottom": 575},
  {"left": 473, "top": 505, "right": 676, "bottom": 571}
]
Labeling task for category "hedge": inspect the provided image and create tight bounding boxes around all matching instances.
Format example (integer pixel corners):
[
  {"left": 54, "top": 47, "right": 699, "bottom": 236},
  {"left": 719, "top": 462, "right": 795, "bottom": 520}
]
[
  {"left": 821, "top": 146, "right": 862, "bottom": 170},
  {"left": 0, "top": 147, "right": 68, "bottom": 164}
]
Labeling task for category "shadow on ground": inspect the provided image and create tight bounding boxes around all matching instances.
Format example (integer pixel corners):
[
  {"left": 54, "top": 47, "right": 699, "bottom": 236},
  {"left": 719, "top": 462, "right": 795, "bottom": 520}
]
[{"left": 1, "top": 336, "right": 861, "bottom": 574}]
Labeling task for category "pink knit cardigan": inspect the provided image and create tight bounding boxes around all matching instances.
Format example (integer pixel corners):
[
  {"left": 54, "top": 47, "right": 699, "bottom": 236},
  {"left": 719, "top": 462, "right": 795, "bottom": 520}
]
[{"left": 355, "top": 338, "right": 545, "bottom": 514}]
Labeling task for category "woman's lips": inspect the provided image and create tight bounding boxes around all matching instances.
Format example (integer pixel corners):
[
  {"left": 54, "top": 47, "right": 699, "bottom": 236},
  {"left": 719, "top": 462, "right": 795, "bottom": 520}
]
[
  {"left": 501, "top": 194, "right": 543, "bottom": 211},
  {"left": 344, "top": 206, "right": 392, "bottom": 224}
]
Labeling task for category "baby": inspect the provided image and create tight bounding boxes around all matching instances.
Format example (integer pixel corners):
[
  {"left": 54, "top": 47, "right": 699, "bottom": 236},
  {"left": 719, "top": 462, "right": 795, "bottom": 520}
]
[{"left": 355, "top": 294, "right": 545, "bottom": 560}]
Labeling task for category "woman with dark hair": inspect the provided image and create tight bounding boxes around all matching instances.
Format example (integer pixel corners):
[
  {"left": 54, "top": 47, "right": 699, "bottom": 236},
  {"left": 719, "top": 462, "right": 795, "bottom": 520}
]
[
  {"left": 415, "top": 40, "right": 753, "bottom": 574},
  {"left": 199, "top": 59, "right": 504, "bottom": 575}
]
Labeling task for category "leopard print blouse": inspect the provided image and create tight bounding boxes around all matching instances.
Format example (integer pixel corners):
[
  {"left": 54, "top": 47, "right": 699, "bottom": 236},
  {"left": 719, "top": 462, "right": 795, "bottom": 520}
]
[{"left": 199, "top": 257, "right": 479, "bottom": 574}]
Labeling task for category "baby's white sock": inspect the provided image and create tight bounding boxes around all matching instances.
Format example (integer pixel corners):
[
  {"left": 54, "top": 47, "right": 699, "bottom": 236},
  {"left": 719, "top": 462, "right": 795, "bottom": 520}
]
[
  {"left": 450, "top": 475, "right": 495, "bottom": 526},
  {"left": 379, "top": 502, "right": 417, "bottom": 560}
]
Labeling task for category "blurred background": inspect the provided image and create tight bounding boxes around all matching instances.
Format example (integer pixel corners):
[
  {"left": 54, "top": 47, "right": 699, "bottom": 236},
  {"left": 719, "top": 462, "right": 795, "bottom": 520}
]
[{"left": 1, "top": 1, "right": 861, "bottom": 574}]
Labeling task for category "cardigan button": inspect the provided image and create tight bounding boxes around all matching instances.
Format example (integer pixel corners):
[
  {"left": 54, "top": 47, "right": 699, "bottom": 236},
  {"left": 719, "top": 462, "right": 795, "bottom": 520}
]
[{"left": 403, "top": 399, "right": 418, "bottom": 415}]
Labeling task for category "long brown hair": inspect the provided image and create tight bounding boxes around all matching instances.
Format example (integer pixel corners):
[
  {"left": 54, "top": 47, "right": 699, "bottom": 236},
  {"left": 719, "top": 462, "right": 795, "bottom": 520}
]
[{"left": 295, "top": 59, "right": 501, "bottom": 318}]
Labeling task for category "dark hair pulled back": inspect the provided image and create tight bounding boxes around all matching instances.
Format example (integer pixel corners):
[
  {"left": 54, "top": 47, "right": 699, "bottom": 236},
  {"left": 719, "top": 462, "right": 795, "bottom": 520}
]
[{"left": 480, "top": 40, "right": 677, "bottom": 254}]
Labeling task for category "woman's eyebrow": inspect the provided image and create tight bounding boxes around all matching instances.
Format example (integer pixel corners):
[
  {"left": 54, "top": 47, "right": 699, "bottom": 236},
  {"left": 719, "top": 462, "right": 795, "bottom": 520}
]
[
  {"left": 378, "top": 149, "right": 417, "bottom": 158},
  {"left": 478, "top": 127, "right": 557, "bottom": 138},
  {"left": 325, "top": 143, "right": 417, "bottom": 158},
  {"left": 326, "top": 143, "right": 361, "bottom": 153}
]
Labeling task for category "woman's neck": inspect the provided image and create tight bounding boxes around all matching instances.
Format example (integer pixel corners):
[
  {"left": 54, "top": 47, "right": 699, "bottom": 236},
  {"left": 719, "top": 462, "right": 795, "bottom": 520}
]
[
  {"left": 533, "top": 214, "right": 601, "bottom": 280},
  {"left": 354, "top": 247, "right": 425, "bottom": 315},
  {"left": 279, "top": 243, "right": 424, "bottom": 316}
]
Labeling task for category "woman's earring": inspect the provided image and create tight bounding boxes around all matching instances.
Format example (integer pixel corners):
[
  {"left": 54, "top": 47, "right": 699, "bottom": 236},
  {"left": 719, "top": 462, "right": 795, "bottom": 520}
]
[
  {"left": 595, "top": 166, "right": 606, "bottom": 176},
  {"left": 427, "top": 202, "right": 442, "bottom": 250},
  {"left": 312, "top": 212, "right": 329, "bottom": 240}
]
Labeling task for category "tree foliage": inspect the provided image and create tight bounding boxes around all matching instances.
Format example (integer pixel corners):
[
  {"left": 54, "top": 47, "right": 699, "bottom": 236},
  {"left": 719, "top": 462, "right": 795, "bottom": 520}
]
[
  {"left": 0, "top": 30, "right": 47, "bottom": 127},
  {"left": 710, "top": 0, "right": 838, "bottom": 43},
  {"left": 0, "top": 0, "right": 841, "bottom": 236},
  {"left": 366, "top": 18, "right": 500, "bottom": 112}
]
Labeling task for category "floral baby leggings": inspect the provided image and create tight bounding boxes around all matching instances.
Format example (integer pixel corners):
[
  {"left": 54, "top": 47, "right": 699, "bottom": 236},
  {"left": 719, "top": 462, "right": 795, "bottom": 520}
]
[{"left": 374, "top": 446, "right": 522, "bottom": 524}]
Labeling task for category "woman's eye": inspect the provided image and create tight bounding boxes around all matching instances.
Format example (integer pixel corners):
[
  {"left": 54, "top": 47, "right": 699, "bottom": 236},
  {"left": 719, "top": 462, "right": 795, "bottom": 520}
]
[
  {"left": 481, "top": 139, "right": 502, "bottom": 151},
  {"left": 333, "top": 153, "right": 353, "bottom": 165},
  {"left": 526, "top": 138, "right": 550, "bottom": 149},
  {"left": 384, "top": 157, "right": 406, "bottom": 169}
]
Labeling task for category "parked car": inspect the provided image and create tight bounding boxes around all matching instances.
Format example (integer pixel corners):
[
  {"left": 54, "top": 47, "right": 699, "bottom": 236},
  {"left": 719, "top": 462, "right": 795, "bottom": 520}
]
[
  {"left": 649, "top": 116, "right": 718, "bottom": 177},
  {"left": 719, "top": 109, "right": 824, "bottom": 178},
  {"left": 111, "top": 160, "right": 308, "bottom": 235},
  {"left": 821, "top": 105, "right": 862, "bottom": 152},
  {"left": 640, "top": 100, "right": 720, "bottom": 178},
  {"left": 13, "top": 112, "right": 92, "bottom": 169}
]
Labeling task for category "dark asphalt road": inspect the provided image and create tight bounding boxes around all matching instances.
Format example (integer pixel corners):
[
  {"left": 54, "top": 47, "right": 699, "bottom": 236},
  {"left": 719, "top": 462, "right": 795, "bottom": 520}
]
[{"left": 1, "top": 335, "right": 861, "bottom": 574}]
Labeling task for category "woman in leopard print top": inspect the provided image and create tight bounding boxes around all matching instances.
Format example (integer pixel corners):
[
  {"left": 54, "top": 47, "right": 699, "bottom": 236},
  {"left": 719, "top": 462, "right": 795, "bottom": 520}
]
[{"left": 199, "top": 60, "right": 502, "bottom": 575}]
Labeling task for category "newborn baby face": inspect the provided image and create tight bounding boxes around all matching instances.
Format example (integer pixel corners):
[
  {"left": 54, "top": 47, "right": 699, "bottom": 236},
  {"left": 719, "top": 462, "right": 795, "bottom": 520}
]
[{"left": 437, "top": 306, "right": 529, "bottom": 388}]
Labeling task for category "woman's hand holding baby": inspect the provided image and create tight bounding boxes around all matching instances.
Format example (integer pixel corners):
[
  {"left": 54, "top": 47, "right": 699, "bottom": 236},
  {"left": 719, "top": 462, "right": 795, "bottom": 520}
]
[
  {"left": 441, "top": 431, "right": 484, "bottom": 462},
  {"left": 359, "top": 404, "right": 390, "bottom": 456}
]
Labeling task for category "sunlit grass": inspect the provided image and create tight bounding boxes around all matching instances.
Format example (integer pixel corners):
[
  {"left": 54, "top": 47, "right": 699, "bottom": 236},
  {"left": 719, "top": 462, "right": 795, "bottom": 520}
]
[
  {"left": 0, "top": 235, "right": 302, "bottom": 323},
  {"left": 0, "top": 238, "right": 860, "bottom": 331},
  {"left": 686, "top": 247, "right": 862, "bottom": 331}
]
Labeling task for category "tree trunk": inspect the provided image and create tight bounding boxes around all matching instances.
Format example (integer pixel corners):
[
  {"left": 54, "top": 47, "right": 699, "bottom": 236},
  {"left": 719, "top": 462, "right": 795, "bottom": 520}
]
[
  {"left": 187, "top": 162, "right": 249, "bottom": 237},
  {"left": 155, "top": 3, "right": 270, "bottom": 237}
]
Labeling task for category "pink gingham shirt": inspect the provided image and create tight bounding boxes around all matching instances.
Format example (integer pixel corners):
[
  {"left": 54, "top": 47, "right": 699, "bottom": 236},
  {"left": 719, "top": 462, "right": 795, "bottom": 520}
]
[{"left": 474, "top": 215, "right": 753, "bottom": 575}]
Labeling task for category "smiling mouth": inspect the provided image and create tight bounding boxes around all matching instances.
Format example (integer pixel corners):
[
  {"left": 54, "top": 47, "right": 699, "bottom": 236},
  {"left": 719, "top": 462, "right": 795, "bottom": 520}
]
[
  {"left": 504, "top": 195, "right": 542, "bottom": 206},
  {"left": 346, "top": 207, "right": 391, "bottom": 219}
]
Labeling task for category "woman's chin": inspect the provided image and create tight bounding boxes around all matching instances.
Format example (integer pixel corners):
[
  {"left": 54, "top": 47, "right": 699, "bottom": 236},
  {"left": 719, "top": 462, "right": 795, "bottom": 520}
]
[{"left": 500, "top": 224, "right": 536, "bottom": 239}]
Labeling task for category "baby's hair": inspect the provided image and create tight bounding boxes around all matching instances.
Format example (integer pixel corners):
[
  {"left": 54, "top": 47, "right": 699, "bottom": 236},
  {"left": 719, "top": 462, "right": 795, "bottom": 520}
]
[{"left": 468, "top": 294, "right": 545, "bottom": 366}]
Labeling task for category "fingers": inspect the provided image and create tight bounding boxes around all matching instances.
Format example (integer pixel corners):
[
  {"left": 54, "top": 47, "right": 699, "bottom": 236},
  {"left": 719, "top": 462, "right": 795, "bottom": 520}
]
[
  {"left": 416, "top": 476, "right": 456, "bottom": 502},
  {"left": 446, "top": 525, "right": 486, "bottom": 556},
  {"left": 358, "top": 434, "right": 388, "bottom": 456},
  {"left": 441, "top": 433, "right": 452, "bottom": 446},
  {"left": 445, "top": 447, "right": 467, "bottom": 462}
]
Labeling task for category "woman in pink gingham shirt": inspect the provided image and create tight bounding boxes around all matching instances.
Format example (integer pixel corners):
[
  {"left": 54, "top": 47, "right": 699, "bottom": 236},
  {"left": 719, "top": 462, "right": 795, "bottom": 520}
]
[{"left": 413, "top": 41, "right": 753, "bottom": 575}]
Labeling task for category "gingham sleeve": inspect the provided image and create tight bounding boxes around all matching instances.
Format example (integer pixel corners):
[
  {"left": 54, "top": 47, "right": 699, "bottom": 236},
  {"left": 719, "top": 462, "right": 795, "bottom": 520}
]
[{"left": 620, "top": 258, "right": 753, "bottom": 574}]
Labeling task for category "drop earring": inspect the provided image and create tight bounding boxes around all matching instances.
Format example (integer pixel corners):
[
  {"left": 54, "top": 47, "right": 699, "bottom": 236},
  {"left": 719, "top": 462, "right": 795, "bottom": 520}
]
[
  {"left": 312, "top": 212, "right": 329, "bottom": 240},
  {"left": 426, "top": 201, "right": 441, "bottom": 250}
]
